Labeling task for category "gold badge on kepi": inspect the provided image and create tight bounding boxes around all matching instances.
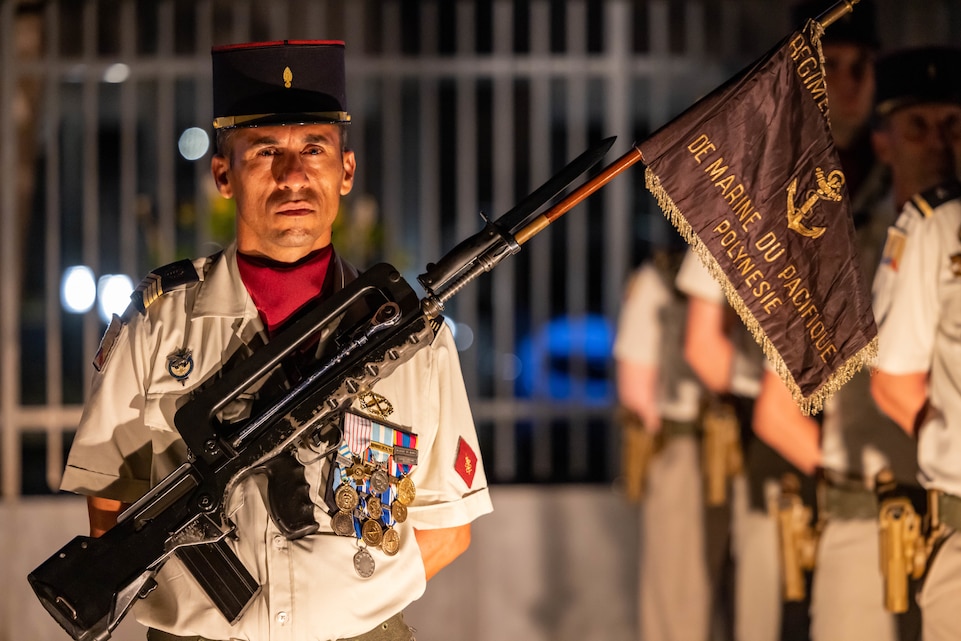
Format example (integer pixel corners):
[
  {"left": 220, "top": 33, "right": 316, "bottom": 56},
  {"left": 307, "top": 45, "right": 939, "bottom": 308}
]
[{"left": 166, "top": 347, "right": 194, "bottom": 384}]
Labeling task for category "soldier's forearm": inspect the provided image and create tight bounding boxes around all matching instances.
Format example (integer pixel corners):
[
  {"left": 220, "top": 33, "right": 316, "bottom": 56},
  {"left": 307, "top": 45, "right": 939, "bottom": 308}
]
[
  {"left": 86, "top": 495, "right": 129, "bottom": 538},
  {"left": 414, "top": 524, "right": 471, "bottom": 581},
  {"left": 871, "top": 369, "right": 928, "bottom": 435}
]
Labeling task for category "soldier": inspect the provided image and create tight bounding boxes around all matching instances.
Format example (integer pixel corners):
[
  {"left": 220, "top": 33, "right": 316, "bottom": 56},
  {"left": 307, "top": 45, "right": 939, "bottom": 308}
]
[
  {"left": 870, "top": 46, "right": 961, "bottom": 641},
  {"left": 614, "top": 243, "right": 712, "bottom": 641},
  {"left": 677, "top": 246, "right": 816, "bottom": 641},
  {"left": 752, "top": 42, "right": 956, "bottom": 641},
  {"left": 58, "top": 40, "right": 493, "bottom": 641}
]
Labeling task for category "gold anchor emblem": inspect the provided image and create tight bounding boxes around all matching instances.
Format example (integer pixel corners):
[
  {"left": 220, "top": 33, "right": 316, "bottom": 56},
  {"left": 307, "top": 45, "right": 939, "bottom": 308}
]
[
  {"left": 283, "top": 66, "right": 293, "bottom": 88},
  {"left": 786, "top": 167, "right": 845, "bottom": 240}
]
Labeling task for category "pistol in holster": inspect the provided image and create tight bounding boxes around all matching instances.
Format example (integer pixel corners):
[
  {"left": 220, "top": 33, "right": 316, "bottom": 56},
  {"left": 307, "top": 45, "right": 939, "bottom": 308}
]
[
  {"left": 875, "top": 468, "right": 931, "bottom": 614},
  {"left": 617, "top": 406, "right": 659, "bottom": 503},
  {"left": 773, "top": 472, "right": 818, "bottom": 602},
  {"left": 701, "top": 396, "right": 743, "bottom": 507}
]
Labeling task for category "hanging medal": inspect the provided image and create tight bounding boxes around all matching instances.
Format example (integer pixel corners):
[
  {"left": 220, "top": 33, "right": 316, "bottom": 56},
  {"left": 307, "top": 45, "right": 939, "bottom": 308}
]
[
  {"left": 391, "top": 428, "right": 419, "bottom": 506},
  {"left": 353, "top": 543, "right": 376, "bottom": 579},
  {"left": 368, "top": 421, "right": 394, "bottom": 494},
  {"left": 331, "top": 464, "right": 359, "bottom": 537}
]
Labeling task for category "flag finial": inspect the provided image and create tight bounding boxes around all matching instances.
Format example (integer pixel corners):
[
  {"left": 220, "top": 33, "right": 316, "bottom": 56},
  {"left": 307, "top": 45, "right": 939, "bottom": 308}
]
[{"left": 817, "top": 0, "right": 861, "bottom": 30}]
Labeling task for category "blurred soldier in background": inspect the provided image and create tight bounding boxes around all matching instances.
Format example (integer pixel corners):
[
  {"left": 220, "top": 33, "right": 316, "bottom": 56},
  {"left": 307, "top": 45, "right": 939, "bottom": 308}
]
[
  {"left": 753, "top": 12, "right": 946, "bottom": 641},
  {"left": 614, "top": 240, "right": 713, "bottom": 641},
  {"left": 870, "top": 46, "right": 961, "bottom": 641},
  {"left": 678, "top": 245, "right": 815, "bottom": 641}
]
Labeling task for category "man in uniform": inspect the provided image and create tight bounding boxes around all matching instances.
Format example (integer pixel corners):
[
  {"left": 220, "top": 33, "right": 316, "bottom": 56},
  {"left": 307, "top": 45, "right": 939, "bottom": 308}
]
[
  {"left": 614, "top": 244, "right": 711, "bottom": 641},
  {"left": 58, "top": 40, "right": 493, "bottom": 641},
  {"left": 677, "top": 248, "right": 810, "bottom": 641},
  {"left": 752, "top": 44, "right": 961, "bottom": 641},
  {"left": 870, "top": 46, "right": 961, "bottom": 641}
]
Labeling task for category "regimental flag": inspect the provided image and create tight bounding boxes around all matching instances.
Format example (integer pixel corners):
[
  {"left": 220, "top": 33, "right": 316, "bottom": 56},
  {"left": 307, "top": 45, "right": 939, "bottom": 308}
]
[{"left": 638, "top": 19, "right": 877, "bottom": 416}]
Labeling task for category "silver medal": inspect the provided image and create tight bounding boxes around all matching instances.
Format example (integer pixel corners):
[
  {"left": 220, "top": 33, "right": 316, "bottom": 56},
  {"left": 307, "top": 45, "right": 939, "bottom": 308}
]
[{"left": 353, "top": 546, "right": 375, "bottom": 578}]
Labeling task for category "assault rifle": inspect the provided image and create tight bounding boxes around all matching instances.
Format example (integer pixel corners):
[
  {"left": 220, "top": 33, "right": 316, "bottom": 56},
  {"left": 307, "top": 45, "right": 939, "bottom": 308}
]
[{"left": 29, "top": 137, "right": 643, "bottom": 641}]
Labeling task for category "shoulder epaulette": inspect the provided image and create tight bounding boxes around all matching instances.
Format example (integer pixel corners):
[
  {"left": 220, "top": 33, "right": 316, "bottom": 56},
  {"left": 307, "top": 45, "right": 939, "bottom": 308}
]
[
  {"left": 130, "top": 258, "right": 201, "bottom": 315},
  {"left": 910, "top": 180, "right": 961, "bottom": 218}
]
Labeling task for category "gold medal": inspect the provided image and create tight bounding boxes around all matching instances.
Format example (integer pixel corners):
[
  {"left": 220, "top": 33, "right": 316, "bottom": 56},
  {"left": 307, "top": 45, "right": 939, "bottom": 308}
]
[
  {"left": 335, "top": 484, "right": 359, "bottom": 511},
  {"left": 331, "top": 510, "right": 355, "bottom": 537},
  {"left": 381, "top": 527, "right": 401, "bottom": 556},
  {"left": 391, "top": 502, "right": 408, "bottom": 524},
  {"left": 349, "top": 462, "right": 370, "bottom": 482},
  {"left": 395, "top": 475, "right": 416, "bottom": 505},
  {"left": 367, "top": 495, "right": 383, "bottom": 520},
  {"left": 361, "top": 519, "right": 384, "bottom": 547}
]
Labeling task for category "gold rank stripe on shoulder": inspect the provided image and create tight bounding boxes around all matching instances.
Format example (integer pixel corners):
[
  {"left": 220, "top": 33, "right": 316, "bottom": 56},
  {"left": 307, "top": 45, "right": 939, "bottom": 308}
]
[
  {"left": 428, "top": 316, "right": 445, "bottom": 334},
  {"left": 137, "top": 273, "right": 165, "bottom": 310},
  {"left": 131, "top": 258, "right": 200, "bottom": 315},
  {"left": 911, "top": 180, "right": 961, "bottom": 218}
]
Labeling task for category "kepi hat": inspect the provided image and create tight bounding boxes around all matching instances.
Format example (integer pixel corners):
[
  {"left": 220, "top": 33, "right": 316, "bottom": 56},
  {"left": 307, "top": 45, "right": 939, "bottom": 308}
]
[
  {"left": 874, "top": 46, "right": 961, "bottom": 118},
  {"left": 212, "top": 39, "right": 350, "bottom": 129}
]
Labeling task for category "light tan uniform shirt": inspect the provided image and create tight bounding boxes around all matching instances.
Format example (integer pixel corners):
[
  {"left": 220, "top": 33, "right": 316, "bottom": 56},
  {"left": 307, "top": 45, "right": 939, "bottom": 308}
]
[
  {"left": 61, "top": 243, "right": 493, "bottom": 641},
  {"left": 613, "top": 261, "right": 702, "bottom": 422},
  {"left": 875, "top": 191, "right": 961, "bottom": 497}
]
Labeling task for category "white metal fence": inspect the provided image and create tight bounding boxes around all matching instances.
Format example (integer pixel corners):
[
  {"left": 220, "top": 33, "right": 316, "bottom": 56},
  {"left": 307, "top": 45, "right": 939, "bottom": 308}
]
[{"left": 1, "top": 0, "right": 958, "bottom": 498}]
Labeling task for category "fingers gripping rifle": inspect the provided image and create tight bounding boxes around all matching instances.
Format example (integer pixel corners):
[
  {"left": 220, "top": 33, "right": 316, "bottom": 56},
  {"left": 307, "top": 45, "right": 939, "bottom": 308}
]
[{"left": 29, "top": 138, "right": 643, "bottom": 641}]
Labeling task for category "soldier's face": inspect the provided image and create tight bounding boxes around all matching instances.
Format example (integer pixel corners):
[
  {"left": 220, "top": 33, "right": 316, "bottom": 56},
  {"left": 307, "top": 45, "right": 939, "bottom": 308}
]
[
  {"left": 874, "top": 103, "right": 961, "bottom": 199},
  {"left": 211, "top": 123, "right": 355, "bottom": 262},
  {"left": 822, "top": 43, "right": 874, "bottom": 133}
]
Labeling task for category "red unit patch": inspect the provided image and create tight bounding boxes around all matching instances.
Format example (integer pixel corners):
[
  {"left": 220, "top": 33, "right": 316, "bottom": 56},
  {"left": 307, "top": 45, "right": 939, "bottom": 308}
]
[{"left": 454, "top": 437, "right": 478, "bottom": 488}]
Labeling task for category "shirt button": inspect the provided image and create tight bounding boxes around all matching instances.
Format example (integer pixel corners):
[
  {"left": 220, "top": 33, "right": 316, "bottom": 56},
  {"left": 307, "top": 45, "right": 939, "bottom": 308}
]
[
  {"left": 272, "top": 535, "right": 286, "bottom": 549},
  {"left": 276, "top": 611, "right": 289, "bottom": 624}
]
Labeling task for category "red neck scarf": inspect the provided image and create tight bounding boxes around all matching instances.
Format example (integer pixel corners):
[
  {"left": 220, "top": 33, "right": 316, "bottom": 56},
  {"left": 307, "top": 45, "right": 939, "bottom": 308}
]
[{"left": 237, "top": 246, "right": 334, "bottom": 334}]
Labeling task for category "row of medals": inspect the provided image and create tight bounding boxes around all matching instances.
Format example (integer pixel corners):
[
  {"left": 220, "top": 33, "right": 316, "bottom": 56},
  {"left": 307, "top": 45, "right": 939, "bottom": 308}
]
[{"left": 332, "top": 456, "right": 416, "bottom": 578}]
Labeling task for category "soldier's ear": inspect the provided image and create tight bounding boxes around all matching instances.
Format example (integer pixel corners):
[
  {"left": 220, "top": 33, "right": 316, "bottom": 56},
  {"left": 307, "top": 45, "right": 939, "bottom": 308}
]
[{"left": 211, "top": 154, "right": 233, "bottom": 198}]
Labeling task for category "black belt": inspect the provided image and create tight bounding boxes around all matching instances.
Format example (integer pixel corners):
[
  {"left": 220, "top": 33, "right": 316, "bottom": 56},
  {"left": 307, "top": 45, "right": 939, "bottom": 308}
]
[
  {"left": 937, "top": 491, "right": 961, "bottom": 531},
  {"left": 660, "top": 418, "right": 699, "bottom": 439},
  {"left": 821, "top": 482, "right": 877, "bottom": 520}
]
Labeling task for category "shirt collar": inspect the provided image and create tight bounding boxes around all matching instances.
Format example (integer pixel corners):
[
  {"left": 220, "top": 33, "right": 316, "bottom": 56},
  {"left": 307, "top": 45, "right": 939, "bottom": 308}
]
[{"left": 191, "top": 241, "right": 259, "bottom": 321}]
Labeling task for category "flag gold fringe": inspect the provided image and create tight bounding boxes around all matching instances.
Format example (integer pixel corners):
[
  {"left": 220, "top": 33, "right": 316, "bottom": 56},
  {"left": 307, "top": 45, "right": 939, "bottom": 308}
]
[{"left": 645, "top": 166, "right": 877, "bottom": 416}]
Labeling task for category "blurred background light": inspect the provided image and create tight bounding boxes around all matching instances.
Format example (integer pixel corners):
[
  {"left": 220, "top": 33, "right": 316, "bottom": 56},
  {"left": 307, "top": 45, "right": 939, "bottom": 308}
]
[
  {"left": 448, "top": 319, "right": 475, "bottom": 351},
  {"left": 60, "top": 265, "right": 96, "bottom": 313},
  {"left": 102, "top": 62, "right": 130, "bottom": 83},
  {"left": 96, "top": 274, "right": 135, "bottom": 322},
  {"left": 178, "top": 127, "right": 210, "bottom": 160}
]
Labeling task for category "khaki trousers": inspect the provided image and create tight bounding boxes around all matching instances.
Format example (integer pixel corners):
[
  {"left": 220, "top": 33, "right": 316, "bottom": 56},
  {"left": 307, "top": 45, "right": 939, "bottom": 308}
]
[
  {"left": 639, "top": 435, "right": 712, "bottom": 641},
  {"left": 919, "top": 529, "right": 961, "bottom": 641},
  {"left": 810, "top": 518, "right": 897, "bottom": 641},
  {"left": 731, "top": 475, "right": 781, "bottom": 641}
]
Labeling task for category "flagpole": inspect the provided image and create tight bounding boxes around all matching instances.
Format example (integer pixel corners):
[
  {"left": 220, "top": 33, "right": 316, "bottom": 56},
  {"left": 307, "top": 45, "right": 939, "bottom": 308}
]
[
  {"left": 816, "top": 0, "right": 861, "bottom": 30},
  {"left": 514, "top": 146, "right": 644, "bottom": 245}
]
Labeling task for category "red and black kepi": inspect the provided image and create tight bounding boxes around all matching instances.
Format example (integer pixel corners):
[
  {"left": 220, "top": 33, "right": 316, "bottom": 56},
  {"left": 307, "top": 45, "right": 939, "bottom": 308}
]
[{"left": 211, "top": 39, "right": 350, "bottom": 129}]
